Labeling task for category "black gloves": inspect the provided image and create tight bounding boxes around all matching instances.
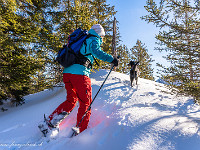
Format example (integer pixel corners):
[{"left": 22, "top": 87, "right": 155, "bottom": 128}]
[{"left": 111, "top": 57, "right": 119, "bottom": 66}]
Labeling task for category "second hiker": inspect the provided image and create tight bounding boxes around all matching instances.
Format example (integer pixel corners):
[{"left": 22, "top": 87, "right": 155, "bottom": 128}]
[{"left": 128, "top": 61, "right": 139, "bottom": 87}]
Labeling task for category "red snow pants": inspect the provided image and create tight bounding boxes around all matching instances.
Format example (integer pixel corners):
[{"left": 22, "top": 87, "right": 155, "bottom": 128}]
[{"left": 49, "top": 73, "right": 92, "bottom": 133}]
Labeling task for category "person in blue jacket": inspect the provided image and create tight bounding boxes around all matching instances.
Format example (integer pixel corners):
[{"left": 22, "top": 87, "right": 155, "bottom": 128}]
[{"left": 39, "top": 24, "right": 118, "bottom": 136}]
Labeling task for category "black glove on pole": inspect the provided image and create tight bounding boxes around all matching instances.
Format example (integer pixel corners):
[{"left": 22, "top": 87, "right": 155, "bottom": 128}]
[{"left": 111, "top": 56, "right": 119, "bottom": 66}]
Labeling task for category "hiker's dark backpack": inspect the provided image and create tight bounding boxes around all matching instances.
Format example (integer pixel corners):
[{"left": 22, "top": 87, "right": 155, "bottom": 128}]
[{"left": 56, "top": 28, "right": 98, "bottom": 68}]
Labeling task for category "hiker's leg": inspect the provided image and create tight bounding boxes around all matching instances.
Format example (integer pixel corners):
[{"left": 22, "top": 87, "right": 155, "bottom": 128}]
[
  {"left": 130, "top": 70, "right": 133, "bottom": 87},
  {"left": 48, "top": 73, "right": 78, "bottom": 122},
  {"left": 135, "top": 71, "right": 137, "bottom": 85},
  {"left": 71, "top": 74, "right": 92, "bottom": 133},
  {"left": 136, "top": 71, "right": 138, "bottom": 85},
  {"left": 130, "top": 75, "right": 132, "bottom": 87},
  {"left": 135, "top": 71, "right": 138, "bottom": 85},
  {"left": 132, "top": 71, "right": 136, "bottom": 86}
]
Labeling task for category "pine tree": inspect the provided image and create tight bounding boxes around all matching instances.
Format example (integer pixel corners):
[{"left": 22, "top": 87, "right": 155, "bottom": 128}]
[
  {"left": 116, "top": 45, "right": 130, "bottom": 73},
  {"left": 130, "top": 40, "right": 155, "bottom": 80},
  {"left": 1, "top": 0, "right": 36, "bottom": 105},
  {"left": 0, "top": 0, "right": 60, "bottom": 105},
  {"left": 142, "top": 0, "right": 200, "bottom": 102}
]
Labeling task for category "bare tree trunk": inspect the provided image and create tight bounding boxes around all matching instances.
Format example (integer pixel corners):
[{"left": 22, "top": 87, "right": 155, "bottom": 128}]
[{"left": 112, "top": 17, "right": 116, "bottom": 57}]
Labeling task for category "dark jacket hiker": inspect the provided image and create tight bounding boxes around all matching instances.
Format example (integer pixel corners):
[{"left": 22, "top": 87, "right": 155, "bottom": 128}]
[{"left": 128, "top": 61, "right": 139, "bottom": 87}]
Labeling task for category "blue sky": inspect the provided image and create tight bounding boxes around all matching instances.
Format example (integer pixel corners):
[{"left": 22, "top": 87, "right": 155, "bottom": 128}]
[{"left": 106, "top": 0, "right": 168, "bottom": 78}]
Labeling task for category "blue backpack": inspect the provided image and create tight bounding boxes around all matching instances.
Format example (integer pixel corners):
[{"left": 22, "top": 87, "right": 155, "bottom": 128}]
[{"left": 56, "top": 28, "right": 98, "bottom": 68}]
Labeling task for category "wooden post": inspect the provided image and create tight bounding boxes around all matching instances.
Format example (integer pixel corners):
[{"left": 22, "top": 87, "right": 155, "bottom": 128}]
[
  {"left": 112, "top": 17, "right": 117, "bottom": 70},
  {"left": 112, "top": 17, "right": 116, "bottom": 57}
]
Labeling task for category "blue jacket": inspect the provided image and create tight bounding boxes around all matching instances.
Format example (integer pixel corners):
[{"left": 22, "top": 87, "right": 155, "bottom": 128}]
[{"left": 63, "top": 29, "right": 114, "bottom": 77}]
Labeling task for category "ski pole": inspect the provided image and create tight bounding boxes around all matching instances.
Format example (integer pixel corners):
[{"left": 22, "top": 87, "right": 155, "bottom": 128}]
[{"left": 71, "top": 64, "right": 115, "bottom": 137}]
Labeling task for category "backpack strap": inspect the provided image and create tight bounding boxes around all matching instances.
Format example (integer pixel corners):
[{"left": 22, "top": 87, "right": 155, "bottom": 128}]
[
  {"left": 76, "top": 53, "right": 93, "bottom": 69},
  {"left": 92, "top": 55, "right": 99, "bottom": 66},
  {"left": 82, "top": 34, "right": 100, "bottom": 66}
]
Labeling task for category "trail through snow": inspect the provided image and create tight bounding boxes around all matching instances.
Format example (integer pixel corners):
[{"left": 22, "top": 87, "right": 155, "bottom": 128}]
[{"left": 0, "top": 69, "right": 200, "bottom": 150}]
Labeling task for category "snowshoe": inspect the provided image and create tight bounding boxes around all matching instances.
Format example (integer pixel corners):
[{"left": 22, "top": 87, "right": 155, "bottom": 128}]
[{"left": 38, "top": 112, "right": 70, "bottom": 137}]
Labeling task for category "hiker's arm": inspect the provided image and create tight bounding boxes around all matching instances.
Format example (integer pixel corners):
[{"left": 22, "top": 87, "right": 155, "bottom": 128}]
[{"left": 91, "top": 40, "right": 113, "bottom": 63}]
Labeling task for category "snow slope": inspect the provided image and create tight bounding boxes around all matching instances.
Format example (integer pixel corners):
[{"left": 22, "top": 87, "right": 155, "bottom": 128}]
[{"left": 0, "top": 69, "right": 200, "bottom": 150}]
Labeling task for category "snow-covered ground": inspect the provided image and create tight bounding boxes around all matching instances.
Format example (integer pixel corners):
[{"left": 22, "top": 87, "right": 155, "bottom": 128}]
[{"left": 0, "top": 69, "right": 200, "bottom": 150}]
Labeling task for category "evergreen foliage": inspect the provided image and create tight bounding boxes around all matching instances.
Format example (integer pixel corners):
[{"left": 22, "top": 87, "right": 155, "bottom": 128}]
[
  {"left": 130, "top": 40, "right": 155, "bottom": 80},
  {"left": 0, "top": 0, "right": 49, "bottom": 105},
  {"left": 115, "top": 45, "right": 130, "bottom": 74},
  {"left": 142, "top": 0, "right": 200, "bottom": 102}
]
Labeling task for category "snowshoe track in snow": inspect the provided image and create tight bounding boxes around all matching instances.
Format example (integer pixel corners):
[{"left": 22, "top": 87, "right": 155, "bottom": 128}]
[{"left": 0, "top": 70, "right": 199, "bottom": 150}]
